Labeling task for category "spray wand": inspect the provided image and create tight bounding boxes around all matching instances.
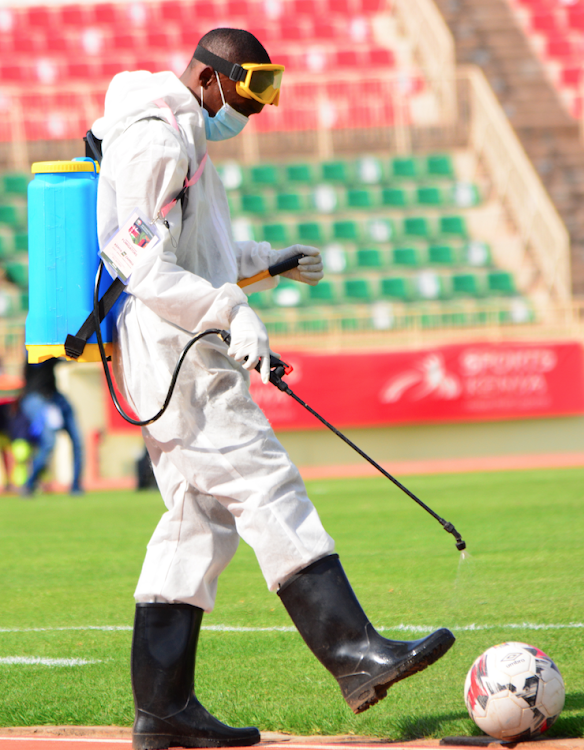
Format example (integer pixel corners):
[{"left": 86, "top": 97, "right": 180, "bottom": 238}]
[{"left": 220, "top": 337, "right": 466, "bottom": 553}]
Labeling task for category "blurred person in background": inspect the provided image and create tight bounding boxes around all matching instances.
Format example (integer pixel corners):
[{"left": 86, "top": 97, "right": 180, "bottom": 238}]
[{"left": 20, "top": 357, "right": 83, "bottom": 497}]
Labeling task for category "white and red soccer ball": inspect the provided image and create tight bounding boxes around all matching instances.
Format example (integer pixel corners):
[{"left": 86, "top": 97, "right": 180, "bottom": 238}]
[{"left": 464, "top": 642, "right": 565, "bottom": 741}]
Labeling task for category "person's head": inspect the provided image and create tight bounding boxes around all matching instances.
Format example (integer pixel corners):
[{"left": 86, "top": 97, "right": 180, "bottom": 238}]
[{"left": 180, "top": 28, "right": 273, "bottom": 119}]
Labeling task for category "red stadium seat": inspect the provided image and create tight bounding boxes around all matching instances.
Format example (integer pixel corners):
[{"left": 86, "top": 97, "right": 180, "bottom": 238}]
[
  {"left": 561, "top": 66, "right": 582, "bottom": 87},
  {"left": 194, "top": 2, "right": 218, "bottom": 19},
  {"left": 326, "top": 0, "right": 351, "bottom": 12},
  {"left": 359, "top": 0, "right": 384, "bottom": 10},
  {"left": 59, "top": 5, "right": 89, "bottom": 27},
  {"left": 530, "top": 11, "right": 560, "bottom": 32},
  {"left": 110, "top": 31, "right": 140, "bottom": 50},
  {"left": 45, "top": 32, "right": 72, "bottom": 53},
  {"left": 146, "top": 31, "right": 175, "bottom": 48},
  {"left": 368, "top": 47, "right": 395, "bottom": 66},
  {"left": 11, "top": 32, "right": 40, "bottom": 54},
  {"left": 293, "top": 0, "right": 315, "bottom": 14},
  {"left": 0, "top": 63, "right": 32, "bottom": 82},
  {"left": 546, "top": 35, "right": 574, "bottom": 59},
  {"left": 25, "top": 6, "right": 56, "bottom": 29},
  {"left": 567, "top": 7, "right": 584, "bottom": 29},
  {"left": 94, "top": 4, "right": 117, "bottom": 25},
  {"left": 278, "top": 21, "right": 305, "bottom": 41},
  {"left": 225, "top": 0, "right": 250, "bottom": 17},
  {"left": 66, "top": 61, "right": 103, "bottom": 80},
  {"left": 102, "top": 61, "right": 126, "bottom": 78},
  {"left": 335, "top": 50, "right": 360, "bottom": 67},
  {"left": 313, "top": 20, "right": 337, "bottom": 39}
]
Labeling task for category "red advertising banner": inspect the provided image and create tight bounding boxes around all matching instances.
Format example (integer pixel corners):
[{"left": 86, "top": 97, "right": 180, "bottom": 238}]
[{"left": 248, "top": 341, "right": 584, "bottom": 430}]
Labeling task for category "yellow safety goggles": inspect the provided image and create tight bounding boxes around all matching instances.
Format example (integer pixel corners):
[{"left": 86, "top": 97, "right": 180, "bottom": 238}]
[
  {"left": 194, "top": 45, "right": 284, "bottom": 107},
  {"left": 236, "top": 64, "right": 284, "bottom": 106}
]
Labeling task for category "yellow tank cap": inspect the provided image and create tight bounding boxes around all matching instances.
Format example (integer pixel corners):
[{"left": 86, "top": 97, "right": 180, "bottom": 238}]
[{"left": 31, "top": 160, "right": 100, "bottom": 174}]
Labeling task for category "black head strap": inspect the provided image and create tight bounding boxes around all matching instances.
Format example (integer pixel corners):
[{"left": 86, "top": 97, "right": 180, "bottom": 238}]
[{"left": 194, "top": 45, "right": 247, "bottom": 83}]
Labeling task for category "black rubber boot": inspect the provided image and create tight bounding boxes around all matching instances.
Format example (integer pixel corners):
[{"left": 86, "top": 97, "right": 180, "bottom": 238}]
[
  {"left": 277, "top": 554, "right": 455, "bottom": 715},
  {"left": 131, "top": 603, "right": 260, "bottom": 749}
]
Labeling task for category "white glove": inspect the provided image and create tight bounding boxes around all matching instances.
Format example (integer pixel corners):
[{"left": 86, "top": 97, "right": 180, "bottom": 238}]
[
  {"left": 278, "top": 245, "right": 323, "bottom": 286},
  {"left": 228, "top": 304, "right": 271, "bottom": 384}
]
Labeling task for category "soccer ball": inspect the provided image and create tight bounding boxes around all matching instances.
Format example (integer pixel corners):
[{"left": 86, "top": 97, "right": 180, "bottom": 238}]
[{"left": 464, "top": 642, "right": 565, "bottom": 741}]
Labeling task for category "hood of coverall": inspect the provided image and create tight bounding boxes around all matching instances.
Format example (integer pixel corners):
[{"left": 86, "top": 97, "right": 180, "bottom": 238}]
[{"left": 92, "top": 70, "right": 202, "bottom": 152}]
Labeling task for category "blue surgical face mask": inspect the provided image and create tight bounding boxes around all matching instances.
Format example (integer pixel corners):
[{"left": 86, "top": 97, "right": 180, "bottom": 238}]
[{"left": 201, "top": 72, "right": 249, "bottom": 141}]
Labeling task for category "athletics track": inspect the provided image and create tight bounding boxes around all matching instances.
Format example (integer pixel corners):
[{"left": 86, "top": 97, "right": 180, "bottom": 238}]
[{"left": 1, "top": 730, "right": 583, "bottom": 750}]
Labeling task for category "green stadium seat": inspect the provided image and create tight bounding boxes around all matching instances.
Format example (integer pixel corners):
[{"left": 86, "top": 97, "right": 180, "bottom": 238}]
[
  {"left": 231, "top": 217, "right": 257, "bottom": 242},
  {"left": 452, "top": 182, "right": 480, "bottom": 208},
  {"left": 262, "top": 223, "right": 289, "bottom": 244},
  {"left": 416, "top": 186, "right": 443, "bottom": 206},
  {"left": 2, "top": 173, "right": 29, "bottom": 195},
  {"left": 464, "top": 241, "right": 491, "bottom": 266},
  {"left": 367, "top": 218, "right": 395, "bottom": 243},
  {"left": 308, "top": 280, "right": 337, "bottom": 304},
  {"left": 272, "top": 281, "right": 307, "bottom": 308},
  {"left": 426, "top": 153, "right": 454, "bottom": 179},
  {"left": 343, "top": 278, "right": 374, "bottom": 302},
  {"left": 297, "top": 221, "right": 325, "bottom": 243},
  {"left": 403, "top": 216, "right": 430, "bottom": 238},
  {"left": 5, "top": 259, "right": 28, "bottom": 289},
  {"left": 452, "top": 272, "right": 483, "bottom": 297},
  {"left": 333, "top": 220, "right": 361, "bottom": 241},
  {"left": 311, "top": 184, "right": 339, "bottom": 213},
  {"left": 416, "top": 270, "right": 448, "bottom": 300},
  {"left": 428, "top": 244, "right": 456, "bottom": 265},
  {"left": 216, "top": 162, "right": 243, "bottom": 190},
  {"left": 247, "top": 290, "right": 272, "bottom": 310},
  {"left": 323, "top": 245, "right": 351, "bottom": 274},
  {"left": 381, "top": 187, "right": 408, "bottom": 207},
  {"left": 285, "top": 163, "right": 316, "bottom": 183},
  {"left": 19, "top": 292, "right": 28, "bottom": 313},
  {"left": 276, "top": 192, "right": 305, "bottom": 212},
  {"left": 347, "top": 188, "right": 376, "bottom": 209},
  {"left": 356, "top": 156, "right": 384, "bottom": 184},
  {"left": 226, "top": 194, "right": 240, "bottom": 214},
  {"left": 0, "top": 203, "right": 26, "bottom": 228},
  {"left": 249, "top": 164, "right": 280, "bottom": 186},
  {"left": 298, "top": 316, "right": 330, "bottom": 333},
  {"left": 380, "top": 276, "right": 413, "bottom": 301},
  {"left": 487, "top": 271, "right": 516, "bottom": 295},
  {"left": 321, "top": 160, "right": 353, "bottom": 183},
  {"left": 439, "top": 215, "right": 467, "bottom": 237},
  {"left": 0, "top": 230, "right": 16, "bottom": 259},
  {"left": 14, "top": 232, "right": 28, "bottom": 252},
  {"left": 264, "top": 313, "right": 290, "bottom": 336},
  {"left": 393, "top": 247, "right": 420, "bottom": 266},
  {"left": 240, "top": 193, "right": 268, "bottom": 214},
  {"left": 392, "top": 156, "right": 418, "bottom": 179},
  {"left": 356, "top": 248, "right": 385, "bottom": 269}
]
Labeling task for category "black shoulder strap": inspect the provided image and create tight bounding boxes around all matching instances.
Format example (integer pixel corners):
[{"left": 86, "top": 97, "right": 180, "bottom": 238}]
[{"left": 65, "top": 131, "right": 123, "bottom": 360}]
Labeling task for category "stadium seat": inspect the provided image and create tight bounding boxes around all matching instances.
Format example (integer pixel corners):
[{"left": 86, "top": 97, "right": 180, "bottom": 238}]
[
  {"left": 276, "top": 192, "right": 305, "bottom": 212},
  {"left": 308, "top": 280, "right": 337, "bottom": 304},
  {"left": 426, "top": 153, "right": 454, "bottom": 178},
  {"left": 356, "top": 248, "right": 386, "bottom": 269},
  {"left": 262, "top": 223, "right": 290, "bottom": 244},
  {"left": 391, "top": 156, "right": 418, "bottom": 179},
  {"left": 392, "top": 246, "right": 420, "bottom": 266},
  {"left": 464, "top": 241, "right": 491, "bottom": 266},
  {"left": 2, "top": 173, "right": 29, "bottom": 195},
  {"left": 0, "top": 231, "right": 15, "bottom": 259},
  {"left": 367, "top": 218, "right": 395, "bottom": 243},
  {"left": 347, "top": 188, "right": 376, "bottom": 209},
  {"left": 440, "top": 215, "right": 467, "bottom": 237},
  {"left": 297, "top": 221, "right": 325, "bottom": 243},
  {"left": 452, "top": 272, "right": 483, "bottom": 297},
  {"left": 323, "top": 245, "right": 352, "bottom": 274},
  {"left": 249, "top": 164, "right": 280, "bottom": 186},
  {"left": 311, "top": 185, "right": 339, "bottom": 213},
  {"left": 403, "top": 216, "right": 430, "bottom": 239},
  {"left": 343, "top": 278, "right": 374, "bottom": 302},
  {"left": 381, "top": 187, "right": 408, "bottom": 207},
  {"left": 321, "top": 160, "right": 353, "bottom": 183},
  {"left": 286, "top": 163, "right": 316, "bottom": 183},
  {"left": 272, "top": 280, "right": 307, "bottom": 308},
  {"left": 452, "top": 182, "right": 480, "bottom": 208},
  {"left": 380, "top": 276, "right": 413, "bottom": 301},
  {"left": 416, "top": 270, "right": 447, "bottom": 300},
  {"left": 356, "top": 156, "right": 384, "bottom": 184},
  {"left": 487, "top": 271, "right": 516, "bottom": 295},
  {"left": 5, "top": 258, "right": 28, "bottom": 289},
  {"left": 240, "top": 193, "right": 269, "bottom": 214},
  {"left": 0, "top": 203, "right": 26, "bottom": 228},
  {"left": 428, "top": 244, "right": 456, "bottom": 265},
  {"left": 416, "top": 186, "right": 443, "bottom": 206},
  {"left": 15, "top": 233, "right": 28, "bottom": 251},
  {"left": 246, "top": 290, "right": 272, "bottom": 310},
  {"left": 333, "top": 220, "right": 361, "bottom": 241},
  {"left": 217, "top": 163, "right": 243, "bottom": 191}
]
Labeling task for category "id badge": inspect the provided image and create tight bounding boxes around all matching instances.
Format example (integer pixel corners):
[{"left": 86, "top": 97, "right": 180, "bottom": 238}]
[{"left": 99, "top": 210, "right": 162, "bottom": 284}]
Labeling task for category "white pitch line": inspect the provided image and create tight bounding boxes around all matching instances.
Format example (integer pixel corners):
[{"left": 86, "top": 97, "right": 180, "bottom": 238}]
[
  {"left": 0, "top": 622, "right": 583, "bottom": 635},
  {"left": 0, "top": 657, "right": 101, "bottom": 666}
]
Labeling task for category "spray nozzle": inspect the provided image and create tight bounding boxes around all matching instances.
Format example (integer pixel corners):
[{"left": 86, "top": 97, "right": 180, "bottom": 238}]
[{"left": 441, "top": 521, "right": 467, "bottom": 551}]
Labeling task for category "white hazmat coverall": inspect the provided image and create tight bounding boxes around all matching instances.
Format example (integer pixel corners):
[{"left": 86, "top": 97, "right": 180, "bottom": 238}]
[{"left": 93, "top": 71, "right": 334, "bottom": 611}]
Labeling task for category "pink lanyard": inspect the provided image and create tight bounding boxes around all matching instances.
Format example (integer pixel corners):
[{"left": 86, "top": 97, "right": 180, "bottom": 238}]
[{"left": 153, "top": 98, "right": 208, "bottom": 220}]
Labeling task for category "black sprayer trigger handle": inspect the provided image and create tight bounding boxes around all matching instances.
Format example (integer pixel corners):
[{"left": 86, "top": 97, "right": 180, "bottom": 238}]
[{"left": 268, "top": 253, "right": 305, "bottom": 277}]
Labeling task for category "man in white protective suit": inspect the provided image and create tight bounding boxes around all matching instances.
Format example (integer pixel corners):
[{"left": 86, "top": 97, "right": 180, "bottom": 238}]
[{"left": 92, "top": 27, "right": 455, "bottom": 750}]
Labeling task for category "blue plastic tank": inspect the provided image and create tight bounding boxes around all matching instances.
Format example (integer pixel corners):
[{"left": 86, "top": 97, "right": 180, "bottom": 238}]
[{"left": 26, "top": 158, "right": 119, "bottom": 363}]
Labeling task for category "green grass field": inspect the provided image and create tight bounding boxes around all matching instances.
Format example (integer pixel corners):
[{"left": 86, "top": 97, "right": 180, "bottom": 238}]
[{"left": 1, "top": 468, "right": 583, "bottom": 739}]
